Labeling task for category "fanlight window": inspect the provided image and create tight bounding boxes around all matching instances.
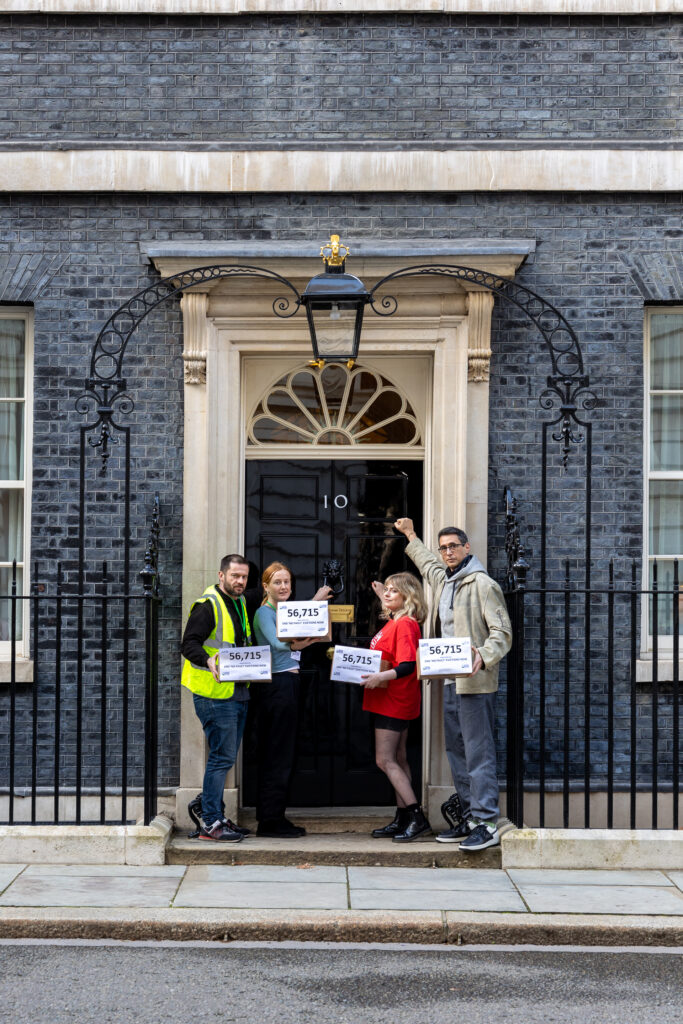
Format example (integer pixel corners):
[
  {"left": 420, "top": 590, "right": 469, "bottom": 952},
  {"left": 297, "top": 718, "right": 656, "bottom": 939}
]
[{"left": 248, "top": 363, "right": 422, "bottom": 447}]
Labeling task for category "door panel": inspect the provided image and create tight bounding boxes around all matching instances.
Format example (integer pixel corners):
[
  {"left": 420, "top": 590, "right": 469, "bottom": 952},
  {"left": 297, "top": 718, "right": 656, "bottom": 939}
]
[{"left": 244, "top": 458, "right": 423, "bottom": 807}]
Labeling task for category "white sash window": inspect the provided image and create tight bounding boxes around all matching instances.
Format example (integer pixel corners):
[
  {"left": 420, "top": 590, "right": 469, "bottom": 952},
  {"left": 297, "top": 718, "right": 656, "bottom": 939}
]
[
  {"left": 645, "top": 307, "right": 683, "bottom": 649},
  {"left": 1, "top": 309, "right": 32, "bottom": 656}
]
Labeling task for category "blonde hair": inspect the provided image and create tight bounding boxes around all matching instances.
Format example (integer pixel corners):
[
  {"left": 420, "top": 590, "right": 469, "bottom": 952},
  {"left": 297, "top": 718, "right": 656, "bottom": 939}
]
[
  {"left": 380, "top": 572, "right": 427, "bottom": 625},
  {"left": 261, "top": 561, "right": 292, "bottom": 604}
]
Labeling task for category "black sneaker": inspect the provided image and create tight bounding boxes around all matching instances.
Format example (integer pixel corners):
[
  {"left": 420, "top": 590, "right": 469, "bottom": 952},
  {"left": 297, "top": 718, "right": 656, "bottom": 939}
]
[
  {"left": 257, "top": 818, "right": 306, "bottom": 838},
  {"left": 198, "top": 820, "right": 244, "bottom": 843},
  {"left": 459, "top": 822, "right": 500, "bottom": 851},
  {"left": 435, "top": 819, "right": 474, "bottom": 843},
  {"left": 223, "top": 817, "right": 251, "bottom": 836}
]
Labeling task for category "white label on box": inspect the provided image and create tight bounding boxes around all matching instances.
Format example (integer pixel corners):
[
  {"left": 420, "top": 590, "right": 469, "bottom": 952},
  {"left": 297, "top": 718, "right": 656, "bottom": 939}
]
[
  {"left": 330, "top": 645, "right": 383, "bottom": 684},
  {"left": 218, "top": 645, "right": 272, "bottom": 682},
  {"left": 418, "top": 637, "right": 472, "bottom": 677},
  {"left": 276, "top": 600, "right": 329, "bottom": 638}
]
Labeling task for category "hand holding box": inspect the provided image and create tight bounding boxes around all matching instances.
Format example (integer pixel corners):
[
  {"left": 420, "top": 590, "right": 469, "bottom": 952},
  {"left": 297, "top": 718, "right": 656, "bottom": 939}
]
[
  {"left": 218, "top": 645, "right": 272, "bottom": 682},
  {"left": 330, "top": 645, "right": 391, "bottom": 687},
  {"left": 276, "top": 600, "right": 330, "bottom": 640},
  {"left": 417, "top": 637, "right": 473, "bottom": 680}
]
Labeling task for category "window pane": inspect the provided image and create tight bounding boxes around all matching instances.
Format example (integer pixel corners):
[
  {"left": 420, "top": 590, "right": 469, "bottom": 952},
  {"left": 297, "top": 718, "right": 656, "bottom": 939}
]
[
  {"left": 0, "top": 320, "right": 25, "bottom": 398},
  {"left": 648, "top": 560, "right": 683, "bottom": 638},
  {"left": 0, "top": 490, "right": 23, "bottom": 562},
  {"left": 0, "top": 566, "right": 23, "bottom": 642},
  {"left": 0, "top": 403, "right": 24, "bottom": 480},
  {"left": 248, "top": 364, "right": 421, "bottom": 447},
  {"left": 650, "top": 312, "right": 683, "bottom": 391},
  {"left": 650, "top": 395, "right": 683, "bottom": 471},
  {"left": 649, "top": 481, "right": 683, "bottom": 557}
]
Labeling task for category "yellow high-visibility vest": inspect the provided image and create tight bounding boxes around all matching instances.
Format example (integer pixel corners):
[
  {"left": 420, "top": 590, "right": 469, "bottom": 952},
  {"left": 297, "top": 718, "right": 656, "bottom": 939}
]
[{"left": 181, "top": 585, "right": 252, "bottom": 700}]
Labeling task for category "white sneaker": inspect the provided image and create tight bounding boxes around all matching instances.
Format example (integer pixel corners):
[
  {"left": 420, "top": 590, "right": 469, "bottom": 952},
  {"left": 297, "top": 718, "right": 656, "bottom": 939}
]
[{"left": 459, "top": 821, "right": 500, "bottom": 851}]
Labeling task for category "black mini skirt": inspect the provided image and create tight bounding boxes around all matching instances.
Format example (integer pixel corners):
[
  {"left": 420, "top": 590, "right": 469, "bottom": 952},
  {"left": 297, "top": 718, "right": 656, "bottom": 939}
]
[{"left": 370, "top": 712, "right": 414, "bottom": 732}]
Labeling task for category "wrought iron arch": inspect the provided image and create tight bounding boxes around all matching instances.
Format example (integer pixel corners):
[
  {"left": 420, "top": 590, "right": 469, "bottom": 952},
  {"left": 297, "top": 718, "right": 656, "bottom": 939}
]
[{"left": 81, "top": 260, "right": 595, "bottom": 472}]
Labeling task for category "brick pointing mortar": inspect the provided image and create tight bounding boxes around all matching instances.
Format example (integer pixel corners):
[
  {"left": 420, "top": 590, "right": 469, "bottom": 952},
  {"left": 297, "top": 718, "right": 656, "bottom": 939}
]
[
  {"left": 0, "top": 13, "right": 681, "bottom": 142},
  {"left": 0, "top": 190, "right": 681, "bottom": 791}
]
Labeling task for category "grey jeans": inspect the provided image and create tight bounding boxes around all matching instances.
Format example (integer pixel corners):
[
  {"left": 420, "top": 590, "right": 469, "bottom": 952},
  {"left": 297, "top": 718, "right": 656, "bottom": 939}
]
[{"left": 443, "top": 686, "right": 499, "bottom": 823}]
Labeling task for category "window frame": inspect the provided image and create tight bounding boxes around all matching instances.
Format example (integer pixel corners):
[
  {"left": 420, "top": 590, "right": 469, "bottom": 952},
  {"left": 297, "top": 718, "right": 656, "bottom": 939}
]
[
  {"left": 642, "top": 305, "right": 683, "bottom": 656},
  {"left": 0, "top": 306, "right": 33, "bottom": 660}
]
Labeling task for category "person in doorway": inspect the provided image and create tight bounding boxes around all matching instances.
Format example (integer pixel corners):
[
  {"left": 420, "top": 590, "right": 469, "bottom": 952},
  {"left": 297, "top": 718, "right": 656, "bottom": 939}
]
[
  {"left": 394, "top": 519, "right": 512, "bottom": 852},
  {"left": 181, "top": 553, "right": 254, "bottom": 842},
  {"left": 252, "top": 561, "right": 319, "bottom": 838},
  {"left": 361, "top": 572, "right": 432, "bottom": 842}
]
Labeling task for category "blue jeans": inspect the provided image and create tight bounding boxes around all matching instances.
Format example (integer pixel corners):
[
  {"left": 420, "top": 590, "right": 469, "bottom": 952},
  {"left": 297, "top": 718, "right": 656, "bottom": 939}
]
[
  {"left": 192, "top": 694, "right": 248, "bottom": 828},
  {"left": 443, "top": 687, "right": 499, "bottom": 823}
]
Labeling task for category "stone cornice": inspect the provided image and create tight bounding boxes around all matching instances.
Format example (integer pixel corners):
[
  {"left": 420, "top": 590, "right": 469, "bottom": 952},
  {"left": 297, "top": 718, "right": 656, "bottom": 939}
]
[
  {"left": 0, "top": 148, "right": 680, "bottom": 193},
  {"left": 0, "top": 1, "right": 679, "bottom": 14}
]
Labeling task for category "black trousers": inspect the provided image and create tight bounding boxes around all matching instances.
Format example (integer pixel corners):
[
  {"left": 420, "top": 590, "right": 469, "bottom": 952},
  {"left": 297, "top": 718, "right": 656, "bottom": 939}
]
[{"left": 255, "top": 670, "right": 300, "bottom": 823}]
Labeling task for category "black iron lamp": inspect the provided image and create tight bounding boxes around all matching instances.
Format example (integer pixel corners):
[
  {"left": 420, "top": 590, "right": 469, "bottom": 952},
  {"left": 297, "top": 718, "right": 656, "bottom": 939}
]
[{"left": 301, "top": 235, "right": 370, "bottom": 367}]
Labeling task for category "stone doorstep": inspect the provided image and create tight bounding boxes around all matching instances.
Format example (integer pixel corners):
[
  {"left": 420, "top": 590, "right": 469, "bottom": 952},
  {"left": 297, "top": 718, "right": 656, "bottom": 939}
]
[
  {"left": 238, "top": 807, "right": 395, "bottom": 835},
  {"left": 0, "top": 907, "right": 682, "bottom": 947},
  {"left": 0, "top": 815, "right": 173, "bottom": 867},
  {"left": 167, "top": 831, "right": 503, "bottom": 868},
  {"left": 502, "top": 828, "right": 683, "bottom": 871},
  {"left": 168, "top": 809, "right": 515, "bottom": 868}
]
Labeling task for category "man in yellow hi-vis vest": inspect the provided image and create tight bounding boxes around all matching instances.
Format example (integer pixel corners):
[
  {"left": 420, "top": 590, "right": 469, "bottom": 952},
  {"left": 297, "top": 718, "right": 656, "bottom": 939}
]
[{"left": 181, "top": 553, "right": 253, "bottom": 842}]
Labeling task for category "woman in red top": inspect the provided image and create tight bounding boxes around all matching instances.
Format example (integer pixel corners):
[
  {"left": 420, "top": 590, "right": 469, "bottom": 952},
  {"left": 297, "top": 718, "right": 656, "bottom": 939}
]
[{"left": 362, "top": 572, "right": 431, "bottom": 843}]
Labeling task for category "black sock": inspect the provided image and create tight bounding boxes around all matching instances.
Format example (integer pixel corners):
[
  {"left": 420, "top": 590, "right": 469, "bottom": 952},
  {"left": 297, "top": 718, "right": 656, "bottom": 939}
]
[{"left": 404, "top": 802, "right": 419, "bottom": 813}]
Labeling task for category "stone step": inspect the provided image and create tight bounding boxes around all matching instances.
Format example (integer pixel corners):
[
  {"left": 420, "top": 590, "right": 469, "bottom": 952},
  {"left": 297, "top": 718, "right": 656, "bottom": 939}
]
[
  {"left": 167, "top": 830, "right": 503, "bottom": 868},
  {"left": 238, "top": 807, "right": 398, "bottom": 835}
]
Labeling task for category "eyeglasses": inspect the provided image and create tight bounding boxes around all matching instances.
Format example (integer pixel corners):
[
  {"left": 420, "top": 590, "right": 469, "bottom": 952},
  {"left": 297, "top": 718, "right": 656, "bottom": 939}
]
[{"left": 438, "top": 543, "right": 464, "bottom": 553}]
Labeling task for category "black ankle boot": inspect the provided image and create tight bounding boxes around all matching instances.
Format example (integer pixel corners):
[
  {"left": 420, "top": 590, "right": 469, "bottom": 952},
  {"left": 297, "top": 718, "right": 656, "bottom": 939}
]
[
  {"left": 371, "top": 807, "right": 409, "bottom": 838},
  {"left": 392, "top": 806, "right": 432, "bottom": 843}
]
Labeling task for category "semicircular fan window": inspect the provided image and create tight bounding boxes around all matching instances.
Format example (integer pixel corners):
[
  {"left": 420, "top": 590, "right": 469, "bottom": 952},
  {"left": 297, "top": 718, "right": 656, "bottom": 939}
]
[{"left": 248, "top": 363, "right": 421, "bottom": 447}]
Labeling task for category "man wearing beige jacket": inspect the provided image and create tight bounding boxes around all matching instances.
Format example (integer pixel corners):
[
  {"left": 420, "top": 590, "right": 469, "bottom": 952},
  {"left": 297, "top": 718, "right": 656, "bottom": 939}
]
[{"left": 395, "top": 518, "right": 512, "bottom": 851}]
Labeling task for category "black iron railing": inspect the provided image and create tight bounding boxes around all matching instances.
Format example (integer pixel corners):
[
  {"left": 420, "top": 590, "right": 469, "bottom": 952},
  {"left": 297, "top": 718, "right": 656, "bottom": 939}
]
[
  {"left": 504, "top": 493, "right": 681, "bottom": 831},
  {"left": 0, "top": 498, "right": 161, "bottom": 826}
]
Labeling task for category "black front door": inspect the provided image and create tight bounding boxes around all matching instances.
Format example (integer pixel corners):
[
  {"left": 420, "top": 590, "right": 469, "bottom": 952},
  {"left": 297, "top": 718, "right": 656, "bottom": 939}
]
[{"left": 243, "top": 458, "right": 423, "bottom": 807}]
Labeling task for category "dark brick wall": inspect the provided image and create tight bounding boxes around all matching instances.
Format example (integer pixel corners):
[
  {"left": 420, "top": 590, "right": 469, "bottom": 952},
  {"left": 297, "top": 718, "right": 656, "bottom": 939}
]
[
  {"left": 1, "top": 13, "right": 680, "bottom": 142},
  {"left": 0, "top": 190, "right": 681, "bottom": 795}
]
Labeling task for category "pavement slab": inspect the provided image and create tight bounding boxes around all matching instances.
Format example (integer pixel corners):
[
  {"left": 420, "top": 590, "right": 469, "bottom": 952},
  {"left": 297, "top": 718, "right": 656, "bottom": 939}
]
[
  {"left": 0, "top": 868, "right": 183, "bottom": 909},
  {"left": 182, "top": 864, "right": 346, "bottom": 884},
  {"left": 17, "top": 864, "right": 185, "bottom": 879},
  {"left": 507, "top": 869, "right": 673, "bottom": 887},
  {"left": 0, "top": 865, "right": 25, "bottom": 894},
  {"left": 666, "top": 872, "right": 683, "bottom": 891},
  {"left": 517, "top": 884, "right": 683, "bottom": 916},
  {"left": 348, "top": 866, "right": 514, "bottom": 891},
  {"left": 173, "top": 878, "right": 349, "bottom": 910},
  {"left": 351, "top": 887, "right": 526, "bottom": 912}
]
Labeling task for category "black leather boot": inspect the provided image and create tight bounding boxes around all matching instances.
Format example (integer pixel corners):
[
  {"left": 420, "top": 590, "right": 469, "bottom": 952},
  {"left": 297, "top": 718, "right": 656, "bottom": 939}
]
[
  {"left": 371, "top": 807, "right": 410, "bottom": 838},
  {"left": 392, "top": 806, "right": 432, "bottom": 843}
]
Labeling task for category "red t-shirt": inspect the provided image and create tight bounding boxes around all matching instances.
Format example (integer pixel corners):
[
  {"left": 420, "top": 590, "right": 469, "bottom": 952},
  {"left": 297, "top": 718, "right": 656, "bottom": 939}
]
[{"left": 362, "top": 615, "right": 422, "bottom": 721}]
